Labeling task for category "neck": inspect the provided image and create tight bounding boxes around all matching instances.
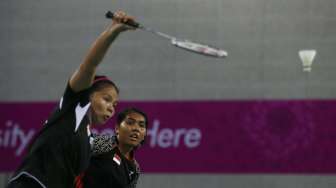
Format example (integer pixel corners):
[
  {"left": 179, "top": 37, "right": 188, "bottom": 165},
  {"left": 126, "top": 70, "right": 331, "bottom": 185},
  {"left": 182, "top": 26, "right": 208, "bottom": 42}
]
[
  {"left": 118, "top": 144, "right": 133, "bottom": 160},
  {"left": 88, "top": 108, "right": 93, "bottom": 125}
]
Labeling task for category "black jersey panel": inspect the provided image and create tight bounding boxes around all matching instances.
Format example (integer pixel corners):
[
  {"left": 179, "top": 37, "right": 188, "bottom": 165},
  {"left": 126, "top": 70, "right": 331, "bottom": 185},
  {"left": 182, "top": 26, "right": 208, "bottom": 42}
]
[
  {"left": 9, "top": 82, "right": 92, "bottom": 188},
  {"left": 82, "top": 149, "right": 139, "bottom": 188}
]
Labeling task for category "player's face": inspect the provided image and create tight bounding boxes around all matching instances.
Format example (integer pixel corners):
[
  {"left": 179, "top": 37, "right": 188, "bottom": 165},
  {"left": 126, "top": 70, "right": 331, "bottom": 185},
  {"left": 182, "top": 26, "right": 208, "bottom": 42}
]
[
  {"left": 90, "top": 86, "right": 118, "bottom": 125},
  {"left": 116, "top": 112, "right": 146, "bottom": 148}
]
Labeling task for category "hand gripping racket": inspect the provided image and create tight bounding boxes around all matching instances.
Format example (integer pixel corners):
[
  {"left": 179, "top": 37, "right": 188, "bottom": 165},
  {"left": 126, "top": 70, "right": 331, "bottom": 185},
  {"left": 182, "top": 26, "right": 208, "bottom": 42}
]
[{"left": 105, "top": 11, "right": 228, "bottom": 58}]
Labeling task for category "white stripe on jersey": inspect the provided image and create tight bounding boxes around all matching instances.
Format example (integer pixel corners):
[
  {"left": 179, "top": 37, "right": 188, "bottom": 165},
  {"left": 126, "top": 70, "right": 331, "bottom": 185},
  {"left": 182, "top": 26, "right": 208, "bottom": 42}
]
[
  {"left": 59, "top": 97, "right": 64, "bottom": 109},
  {"left": 9, "top": 171, "right": 47, "bottom": 188},
  {"left": 74, "top": 102, "right": 91, "bottom": 132}
]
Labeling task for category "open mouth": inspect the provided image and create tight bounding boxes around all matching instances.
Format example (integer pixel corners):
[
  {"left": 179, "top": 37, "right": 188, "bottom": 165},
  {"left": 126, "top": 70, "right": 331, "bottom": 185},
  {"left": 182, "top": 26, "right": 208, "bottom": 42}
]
[
  {"left": 129, "top": 134, "right": 139, "bottom": 141},
  {"left": 104, "top": 115, "right": 110, "bottom": 121}
]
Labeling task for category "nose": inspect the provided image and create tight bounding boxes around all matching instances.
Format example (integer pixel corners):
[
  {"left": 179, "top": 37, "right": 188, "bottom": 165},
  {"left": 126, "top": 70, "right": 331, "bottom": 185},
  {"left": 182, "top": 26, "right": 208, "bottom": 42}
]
[
  {"left": 132, "top": 124, "right": 141, "bottom": 132},
  {"left": 107, "top": 104, "right": 114, "bottom": 115}
]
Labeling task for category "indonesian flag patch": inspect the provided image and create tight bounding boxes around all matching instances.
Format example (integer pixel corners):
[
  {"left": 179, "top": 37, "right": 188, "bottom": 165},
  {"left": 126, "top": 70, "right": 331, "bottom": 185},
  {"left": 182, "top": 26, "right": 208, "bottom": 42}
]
[{"left": 113, "top": 154, "right": 121, "bottom": 165}]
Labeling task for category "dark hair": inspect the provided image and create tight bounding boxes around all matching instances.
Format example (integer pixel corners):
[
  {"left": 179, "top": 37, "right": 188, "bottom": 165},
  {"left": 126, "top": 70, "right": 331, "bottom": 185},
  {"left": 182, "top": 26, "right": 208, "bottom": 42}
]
[
  {"left": 89, "top": 75, "right": 119, "bottom": 95},
  {"left": 116, "top": 107, "right": 148, "bottom": 128},
  {"left": 116, "top": 107, "right": 148, "bottom": 145}
]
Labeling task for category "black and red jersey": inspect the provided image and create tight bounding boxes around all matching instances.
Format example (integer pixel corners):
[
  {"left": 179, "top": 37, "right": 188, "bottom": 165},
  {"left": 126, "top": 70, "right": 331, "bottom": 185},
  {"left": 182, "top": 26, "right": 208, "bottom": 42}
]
[{"left": 76, "top": 135, "right": 140, "bottom": 188}]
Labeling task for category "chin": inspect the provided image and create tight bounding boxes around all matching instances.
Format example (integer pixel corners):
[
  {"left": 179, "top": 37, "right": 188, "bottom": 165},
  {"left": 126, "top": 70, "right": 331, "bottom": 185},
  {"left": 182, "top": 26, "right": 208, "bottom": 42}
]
[
  {"left": 100, "top": 120, "right": 109, "bottom": 125},
  {"left": 93, "top": 119, "right": 108, "bottom": 126},
  {"left": 129, "top": 142, "right": 140, "bottom": 147}
]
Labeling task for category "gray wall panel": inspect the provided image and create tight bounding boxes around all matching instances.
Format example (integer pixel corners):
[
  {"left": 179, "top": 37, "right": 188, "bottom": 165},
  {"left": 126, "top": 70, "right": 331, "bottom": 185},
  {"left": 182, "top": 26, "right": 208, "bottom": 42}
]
[
  {"left": 1, "top": 0, "right": 335, "bottom": 101},
  {"left": 2, "top": 173, "right": 336, "bottom": 188},
  {"left": 138, "top": 174, "right": 336, "bottom": 188}
]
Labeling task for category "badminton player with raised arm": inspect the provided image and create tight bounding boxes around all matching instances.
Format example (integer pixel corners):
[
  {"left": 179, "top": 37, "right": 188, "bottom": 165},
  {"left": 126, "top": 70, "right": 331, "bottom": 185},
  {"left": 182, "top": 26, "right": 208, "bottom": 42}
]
[{"left": 7, "top": 10, "right": 136, "bottom": 188}]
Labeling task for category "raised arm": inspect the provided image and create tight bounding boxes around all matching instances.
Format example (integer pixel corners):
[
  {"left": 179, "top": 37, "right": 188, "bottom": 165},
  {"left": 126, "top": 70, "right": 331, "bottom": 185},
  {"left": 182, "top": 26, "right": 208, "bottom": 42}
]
[{"left": 69, "top": 11, "right": 135, "bottom": 92}]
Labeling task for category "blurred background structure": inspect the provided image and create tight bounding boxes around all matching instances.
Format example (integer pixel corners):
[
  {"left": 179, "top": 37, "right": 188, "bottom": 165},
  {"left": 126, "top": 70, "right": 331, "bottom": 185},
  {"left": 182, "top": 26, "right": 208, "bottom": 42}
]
[{"left": 1, "top": 0, "right": 336, "bottom": 187}]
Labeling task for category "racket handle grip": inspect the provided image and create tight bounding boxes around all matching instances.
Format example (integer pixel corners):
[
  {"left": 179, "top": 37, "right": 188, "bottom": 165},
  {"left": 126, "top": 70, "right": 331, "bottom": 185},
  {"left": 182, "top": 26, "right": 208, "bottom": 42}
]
[{"left": 105, "top": 11, "right": 140, "bottom": 28}]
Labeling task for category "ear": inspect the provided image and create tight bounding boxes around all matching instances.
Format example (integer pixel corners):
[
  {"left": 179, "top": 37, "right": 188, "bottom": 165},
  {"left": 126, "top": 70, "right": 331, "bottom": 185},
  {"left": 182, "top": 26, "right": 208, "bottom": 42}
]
[
  {"left": 114, "top": 124, "right": 119, "bottom": 135},
  {"left": 89, "top": 92, "right": 95, "bottom": 101}
]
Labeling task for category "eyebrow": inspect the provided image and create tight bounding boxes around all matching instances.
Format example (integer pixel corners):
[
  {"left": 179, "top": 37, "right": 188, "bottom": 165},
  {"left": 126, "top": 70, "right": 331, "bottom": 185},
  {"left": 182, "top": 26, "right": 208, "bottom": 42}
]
[
  {"left": 103, "top": 93, "right": 118, "bottom": 102},
  {"left": 126, "top": 117, "right": 146, "bottom": 124}
]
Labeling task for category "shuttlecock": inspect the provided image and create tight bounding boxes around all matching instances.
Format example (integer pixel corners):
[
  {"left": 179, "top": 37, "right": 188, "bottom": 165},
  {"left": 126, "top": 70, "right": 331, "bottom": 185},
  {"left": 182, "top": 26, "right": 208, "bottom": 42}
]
[{"left": 299, "top": 50, "right": 316, "bottom": 72}]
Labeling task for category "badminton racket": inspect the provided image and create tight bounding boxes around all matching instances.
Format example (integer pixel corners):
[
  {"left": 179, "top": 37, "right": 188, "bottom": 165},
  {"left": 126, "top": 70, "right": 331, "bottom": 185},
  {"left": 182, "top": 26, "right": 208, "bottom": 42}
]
[{"left": 105, "top": 11, "right": 228, "bottom": 58}]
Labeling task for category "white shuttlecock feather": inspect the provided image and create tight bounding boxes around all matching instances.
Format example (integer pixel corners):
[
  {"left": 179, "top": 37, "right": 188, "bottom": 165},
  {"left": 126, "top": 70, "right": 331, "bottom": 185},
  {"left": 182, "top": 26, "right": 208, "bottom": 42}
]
[{"left": 299, "top": 50, "right": 317, "bottom": 72}]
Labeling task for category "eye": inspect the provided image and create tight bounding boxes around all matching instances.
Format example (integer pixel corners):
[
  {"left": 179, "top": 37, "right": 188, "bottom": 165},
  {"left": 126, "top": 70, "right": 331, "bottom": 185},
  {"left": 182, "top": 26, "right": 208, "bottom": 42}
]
[
  {"left": 103, "top": 96, "right": 111, "bottom": 102},
  {"left": 139, "top": 122, "right": 146, "bottom": 128},
  {"left": 113, "top": 102, "right": 118, "bottom": 108},
  {"left": 125, "top": 119, "right": 135, "bottom": 125}
]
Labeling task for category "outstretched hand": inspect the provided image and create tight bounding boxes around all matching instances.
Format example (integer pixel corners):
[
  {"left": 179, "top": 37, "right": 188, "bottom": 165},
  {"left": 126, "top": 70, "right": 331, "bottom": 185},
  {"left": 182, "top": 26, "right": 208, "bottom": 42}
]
[{"left": 111, "top": 10, "right": 136, "bottom": 32}]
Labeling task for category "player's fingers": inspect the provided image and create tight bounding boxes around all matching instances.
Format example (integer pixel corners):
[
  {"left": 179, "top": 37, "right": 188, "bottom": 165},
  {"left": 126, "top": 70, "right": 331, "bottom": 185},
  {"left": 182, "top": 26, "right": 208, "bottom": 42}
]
[
  {"left": 112, "top": 11, "right": 136, "bottom": 31},
  {"left": 113, "top": 10, "right": 126, "bottom": 23}
]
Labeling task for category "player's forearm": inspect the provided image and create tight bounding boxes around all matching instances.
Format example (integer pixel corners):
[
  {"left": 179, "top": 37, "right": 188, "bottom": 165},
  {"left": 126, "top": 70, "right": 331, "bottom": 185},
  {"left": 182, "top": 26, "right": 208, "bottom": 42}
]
[
  {"left": 70, "top": 11, "right": 134, "bottom": 92},
  {"left": 69, "top": 25, "right": 123, "bottom": 92},
  {"left": 83, "top": 25, "right": 123, "bottom": 69}
]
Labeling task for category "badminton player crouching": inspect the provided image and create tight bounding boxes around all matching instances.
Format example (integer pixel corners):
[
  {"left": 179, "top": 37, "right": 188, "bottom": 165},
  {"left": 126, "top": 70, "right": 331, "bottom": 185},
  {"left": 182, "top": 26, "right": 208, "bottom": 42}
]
[
  {"left": 75, "top": 107, "right": 148, "bottom": 188},
  {"left": 7, "top": 11, "right": 136, "bottom": 188}
]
